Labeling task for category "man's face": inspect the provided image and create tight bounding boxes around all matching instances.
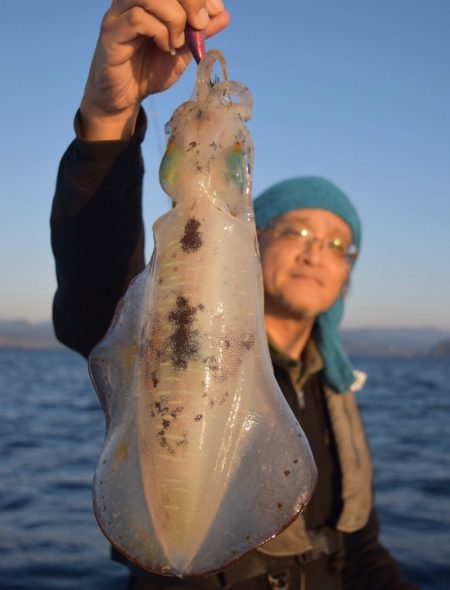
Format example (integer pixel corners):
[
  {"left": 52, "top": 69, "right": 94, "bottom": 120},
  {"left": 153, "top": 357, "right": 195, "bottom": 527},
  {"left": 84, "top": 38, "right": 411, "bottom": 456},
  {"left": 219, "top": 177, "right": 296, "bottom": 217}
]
[{"left": 258, "top": 208, "right": 354, "bottom": 319}]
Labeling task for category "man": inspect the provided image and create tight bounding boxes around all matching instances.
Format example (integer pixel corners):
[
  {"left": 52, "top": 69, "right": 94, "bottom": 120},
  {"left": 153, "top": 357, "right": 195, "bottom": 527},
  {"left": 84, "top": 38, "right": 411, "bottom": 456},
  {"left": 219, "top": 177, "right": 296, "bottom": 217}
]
[{"left": 51, "top": 1, "right": 418, "bottom": 588}]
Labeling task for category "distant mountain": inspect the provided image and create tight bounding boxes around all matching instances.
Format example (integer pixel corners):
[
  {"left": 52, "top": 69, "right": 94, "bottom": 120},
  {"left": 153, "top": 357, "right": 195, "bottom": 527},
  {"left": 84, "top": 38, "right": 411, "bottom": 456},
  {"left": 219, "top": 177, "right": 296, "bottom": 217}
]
[
  {"left": 0, "top": 320, "right": 63, "bottom": 350},
  {"left": 428, "top": 340, "right": 450, "bottom": 358},
  {"left": 340, "top": 327, "right": 450, "bottom": 357},
  {"left": 1, "top": 320, "right": 449, "bottom": 357}
]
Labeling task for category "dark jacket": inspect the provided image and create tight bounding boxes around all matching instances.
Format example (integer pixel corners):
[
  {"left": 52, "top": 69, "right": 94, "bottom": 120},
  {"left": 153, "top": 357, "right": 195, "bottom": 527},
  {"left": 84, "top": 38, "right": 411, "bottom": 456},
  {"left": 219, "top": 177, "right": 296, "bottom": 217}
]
[{"left": 50, "top": 111, "right": 417, "bottom": 590}]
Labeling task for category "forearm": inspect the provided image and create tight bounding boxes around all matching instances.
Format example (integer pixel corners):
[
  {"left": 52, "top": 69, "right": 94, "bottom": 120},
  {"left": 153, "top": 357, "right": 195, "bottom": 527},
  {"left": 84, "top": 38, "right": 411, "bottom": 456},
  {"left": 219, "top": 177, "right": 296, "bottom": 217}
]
[
  {"left": 50, "top": 109, "right": 147, "bottom": 357},
  {"left": 342, "top": 510, "right": 418, "bottom": 590}
]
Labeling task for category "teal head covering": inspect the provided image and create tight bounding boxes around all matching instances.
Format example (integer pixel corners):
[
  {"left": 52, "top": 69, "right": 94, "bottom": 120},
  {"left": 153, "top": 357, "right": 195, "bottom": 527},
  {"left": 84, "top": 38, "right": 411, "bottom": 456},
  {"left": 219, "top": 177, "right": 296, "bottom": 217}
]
[{"left": 254, "top": 176, "right": 361, "bottom": 393}]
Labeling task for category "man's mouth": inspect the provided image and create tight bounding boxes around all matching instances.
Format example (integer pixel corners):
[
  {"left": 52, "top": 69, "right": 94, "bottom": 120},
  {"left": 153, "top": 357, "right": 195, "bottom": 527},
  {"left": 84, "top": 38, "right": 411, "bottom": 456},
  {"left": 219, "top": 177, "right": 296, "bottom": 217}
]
[{"left": 289, "top": 273, "right": 324, "bottom": 287}]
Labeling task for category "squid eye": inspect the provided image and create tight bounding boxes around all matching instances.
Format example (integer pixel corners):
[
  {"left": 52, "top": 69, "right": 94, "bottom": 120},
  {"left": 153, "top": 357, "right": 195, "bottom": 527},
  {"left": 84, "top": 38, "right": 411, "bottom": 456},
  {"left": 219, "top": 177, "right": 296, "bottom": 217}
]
[
  {"left": 159, "top": 141, "right": 179, "bottom": 188},
  {"left": 225, "top": 142, "right": 245, "bottom": 191}
]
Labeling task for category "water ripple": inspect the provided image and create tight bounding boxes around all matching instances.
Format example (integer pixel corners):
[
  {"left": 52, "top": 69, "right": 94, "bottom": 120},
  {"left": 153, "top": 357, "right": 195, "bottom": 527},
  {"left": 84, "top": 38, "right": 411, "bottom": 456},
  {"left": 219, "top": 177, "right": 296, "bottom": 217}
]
[{"left": 1, "top": 350, "right": 449, "bottom": 589}]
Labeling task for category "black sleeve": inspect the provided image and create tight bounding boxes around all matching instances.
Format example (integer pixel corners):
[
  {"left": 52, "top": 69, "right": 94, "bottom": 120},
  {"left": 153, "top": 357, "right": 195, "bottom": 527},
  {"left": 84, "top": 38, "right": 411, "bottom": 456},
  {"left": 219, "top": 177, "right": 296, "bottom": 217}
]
[
  {"left": 50, "top": 109, "right": 147, "bottom": 358},
  {"left": 343, "top": 510, "right": 419, "bottom": 590}
]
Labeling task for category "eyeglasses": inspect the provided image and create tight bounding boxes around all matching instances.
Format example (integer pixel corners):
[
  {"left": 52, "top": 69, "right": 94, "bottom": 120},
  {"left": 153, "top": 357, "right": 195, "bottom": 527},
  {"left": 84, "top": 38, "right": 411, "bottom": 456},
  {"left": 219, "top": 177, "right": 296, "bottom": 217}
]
[{"left": 265, "top": 223, "right": 358, "bottom": 264}]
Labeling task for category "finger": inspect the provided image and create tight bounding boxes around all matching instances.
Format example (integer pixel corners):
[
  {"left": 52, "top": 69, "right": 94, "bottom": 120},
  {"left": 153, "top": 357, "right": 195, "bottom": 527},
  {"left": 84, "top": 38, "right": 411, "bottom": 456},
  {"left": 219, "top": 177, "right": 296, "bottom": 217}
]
[
  {"left": 206, "top": 0, "right": 225, "bottom": 17},
  {"left": 177, "top": 0, "right": 211, "bottom": 30},
  {"left": 111, "top": 0, "right": 189, "bottom": 49},
  {"left": 204, "top": 8, "right": 230, "bottom": 39},
  {"left": 105, "top": 7, "right": 172, "bottom": 53},
  {"left": 179, "top": 0, "right": 226, "bottom": 29}
]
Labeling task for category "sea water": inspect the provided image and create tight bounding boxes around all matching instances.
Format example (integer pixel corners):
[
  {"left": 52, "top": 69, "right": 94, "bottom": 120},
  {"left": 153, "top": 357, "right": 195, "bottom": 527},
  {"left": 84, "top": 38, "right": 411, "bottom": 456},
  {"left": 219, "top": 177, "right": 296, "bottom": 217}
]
[{"left": 0, "top": 349, "right": 449, "bottom": 590}]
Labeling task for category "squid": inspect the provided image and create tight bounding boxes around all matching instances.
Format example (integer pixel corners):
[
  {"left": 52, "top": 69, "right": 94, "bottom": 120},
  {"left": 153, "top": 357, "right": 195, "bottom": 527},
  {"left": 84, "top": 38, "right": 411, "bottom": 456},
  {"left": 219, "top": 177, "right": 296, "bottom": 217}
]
[{"left": 89, "top": 49, "right": 317, "bottom": 578}]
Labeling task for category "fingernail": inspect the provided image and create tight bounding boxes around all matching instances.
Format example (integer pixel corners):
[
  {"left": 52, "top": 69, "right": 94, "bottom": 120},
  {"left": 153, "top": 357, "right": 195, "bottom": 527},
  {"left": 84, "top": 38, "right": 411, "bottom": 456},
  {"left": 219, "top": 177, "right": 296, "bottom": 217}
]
[
  {"left": 197, "top": 8, "right": 210, "bottom": 28},
  {"left": 169, "top": 48, "right": 176, "bottom": 57}
]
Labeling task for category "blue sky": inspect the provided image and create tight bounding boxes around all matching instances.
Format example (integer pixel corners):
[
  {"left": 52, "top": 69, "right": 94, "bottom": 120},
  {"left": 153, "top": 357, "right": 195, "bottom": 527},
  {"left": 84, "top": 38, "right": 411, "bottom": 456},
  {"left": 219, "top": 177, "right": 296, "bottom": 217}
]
[{"left": 1, "top": 1, "right": 449, "bottom": 328}]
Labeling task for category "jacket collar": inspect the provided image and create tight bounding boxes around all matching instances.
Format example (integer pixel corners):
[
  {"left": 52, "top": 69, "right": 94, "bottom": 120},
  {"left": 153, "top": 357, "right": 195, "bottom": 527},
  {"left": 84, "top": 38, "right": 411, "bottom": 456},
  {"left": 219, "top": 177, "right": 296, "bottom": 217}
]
[{"left": 268, "top": 335, "right": 324, "bottom": 391}]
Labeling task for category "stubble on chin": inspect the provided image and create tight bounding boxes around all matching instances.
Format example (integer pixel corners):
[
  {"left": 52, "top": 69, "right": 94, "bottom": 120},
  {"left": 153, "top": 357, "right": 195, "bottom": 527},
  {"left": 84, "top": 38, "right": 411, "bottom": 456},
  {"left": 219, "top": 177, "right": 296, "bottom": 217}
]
[{"left": 264, "top": 293, "right": 317, "bottom": 321}]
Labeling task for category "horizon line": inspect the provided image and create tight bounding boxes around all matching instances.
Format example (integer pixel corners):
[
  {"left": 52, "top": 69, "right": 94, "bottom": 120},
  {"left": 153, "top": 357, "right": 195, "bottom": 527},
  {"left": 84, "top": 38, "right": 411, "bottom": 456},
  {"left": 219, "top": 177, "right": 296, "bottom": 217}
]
[{"left": 1, "top": 317, "right": 449, "bottom": 333}]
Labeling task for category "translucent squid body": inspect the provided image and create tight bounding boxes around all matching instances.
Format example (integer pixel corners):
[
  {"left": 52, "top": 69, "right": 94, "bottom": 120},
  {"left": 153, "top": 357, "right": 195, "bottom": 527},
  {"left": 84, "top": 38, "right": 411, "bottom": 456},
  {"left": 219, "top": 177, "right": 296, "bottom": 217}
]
[{"left": 89, "top": 50, "right": 317, "bottom": 578}]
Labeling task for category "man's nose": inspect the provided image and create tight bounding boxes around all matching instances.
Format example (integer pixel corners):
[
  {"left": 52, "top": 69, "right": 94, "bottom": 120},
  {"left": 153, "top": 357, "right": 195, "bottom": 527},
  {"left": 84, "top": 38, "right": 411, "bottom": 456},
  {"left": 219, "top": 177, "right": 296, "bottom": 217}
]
[{"left": 298, "top": 237, "right": 324, "bottom": 264}]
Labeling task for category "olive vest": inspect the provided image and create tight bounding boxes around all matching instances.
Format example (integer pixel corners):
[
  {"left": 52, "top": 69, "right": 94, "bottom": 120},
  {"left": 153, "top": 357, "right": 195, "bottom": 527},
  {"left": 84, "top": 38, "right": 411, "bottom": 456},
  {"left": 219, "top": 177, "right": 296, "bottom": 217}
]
[{"left": 258, "top": 339, "right": 372, "bottom": 557}]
